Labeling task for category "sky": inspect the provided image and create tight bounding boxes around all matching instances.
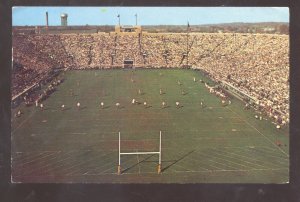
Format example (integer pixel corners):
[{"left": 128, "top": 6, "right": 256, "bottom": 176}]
[{"left": 12, "top": 7, "right": 289, "bottom": 26}]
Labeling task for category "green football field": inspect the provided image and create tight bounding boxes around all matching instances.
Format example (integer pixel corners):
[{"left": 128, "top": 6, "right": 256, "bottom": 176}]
[{"left": 11, "top": 69, "right": 289, "bottom": 183}]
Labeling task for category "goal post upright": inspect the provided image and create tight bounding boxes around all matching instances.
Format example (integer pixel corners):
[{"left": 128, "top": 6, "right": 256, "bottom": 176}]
[
  {"left": 118, "top": 132, "right": 121, "bottom": 175},
  {"left": 158, "top": 131, "right": 162, "bottom": 174}
]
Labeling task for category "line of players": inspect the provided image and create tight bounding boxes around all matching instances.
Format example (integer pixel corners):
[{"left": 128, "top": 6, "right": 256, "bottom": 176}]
[
  {"left": 27, "top": 99, "right": 188, "bottom": 112},
  {"left": 15, "top": 76, "right": 230, "bottom": 117}
]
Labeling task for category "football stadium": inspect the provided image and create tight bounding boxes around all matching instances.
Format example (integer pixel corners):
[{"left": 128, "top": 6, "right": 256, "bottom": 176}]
[{"left": 11, "top": 9, "right": 289, "bottom": 183}]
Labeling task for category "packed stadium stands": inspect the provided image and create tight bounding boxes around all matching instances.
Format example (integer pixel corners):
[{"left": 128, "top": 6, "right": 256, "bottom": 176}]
[{"left": 12, "top": 32, "right": 289, "bottom": 124}]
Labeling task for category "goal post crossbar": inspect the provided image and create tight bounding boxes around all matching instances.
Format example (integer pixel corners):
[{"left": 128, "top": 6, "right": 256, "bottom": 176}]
[
  {"left": 118, "top": 131, "right": 162, "bottom": 175},
  {"left": 120, "top": 152, "right": 160, "bottom": 155}
]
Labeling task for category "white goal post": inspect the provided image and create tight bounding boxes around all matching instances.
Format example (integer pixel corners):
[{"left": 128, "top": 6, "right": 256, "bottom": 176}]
[{"left": 118, "top": 131, "right": 162, "bottom": 175}]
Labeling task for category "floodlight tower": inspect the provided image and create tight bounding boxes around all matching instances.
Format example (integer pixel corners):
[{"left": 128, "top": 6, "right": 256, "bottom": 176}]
[
  {"left": 117, "top": 14, "right": 120, "bottom": 26},
  {"left": 46, "top": 11, "right": 49, "bottom": 28},
  {"left": 186, "top": 21, "right": 190, "bottom": 67}
]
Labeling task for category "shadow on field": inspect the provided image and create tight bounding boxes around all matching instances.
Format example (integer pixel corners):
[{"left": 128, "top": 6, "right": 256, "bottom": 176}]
[
  {"left": 80, "top": 106, "right": 87, "bottom": 110},
  {"left": 161, "top": 150, "right": 195, "bottom": 173},
  {"left": 122, "top": 154, "right": 155, "bottom": 173},
  {"left": 162, "top": 106, "right": 170, "bottom": 109}
]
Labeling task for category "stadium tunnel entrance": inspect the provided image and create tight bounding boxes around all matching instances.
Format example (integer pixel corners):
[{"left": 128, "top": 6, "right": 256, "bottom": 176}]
[{"left": 123, "top": 60, "right": 134, "bottom": 68}]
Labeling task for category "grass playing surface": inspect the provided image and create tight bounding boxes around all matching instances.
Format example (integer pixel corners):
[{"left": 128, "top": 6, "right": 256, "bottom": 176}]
[{"left": 11, "top": 69, "right": 289, "bottom": 183}]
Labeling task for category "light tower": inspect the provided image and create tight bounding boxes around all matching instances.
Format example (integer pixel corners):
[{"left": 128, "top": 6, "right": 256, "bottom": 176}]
[
  {"left": 186, "top": 21, "right": 190, "bottom": 67},
  {"left": 117, "top": 14, "right": 120, "bottom": 26},
  {"left": 46, "top": 11, "right": 49, "bottom": 28}
]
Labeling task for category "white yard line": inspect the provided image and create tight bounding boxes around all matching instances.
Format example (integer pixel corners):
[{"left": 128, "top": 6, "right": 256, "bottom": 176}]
[
  {"left": 22, "top": 151, "right": 78, "bottom": 175},
  {"left": 172, "top": 163, "right": 194, "bottom": 172},
  {"left": 12, "top": 111, "right": 36, "bottom": 134},
  {"left": 172, "top": 167, "right": 288, "bottom": 173},
  {"left": 243, "top": 147, "right": 289, "bottom": 160},
  {"left": 208, "top": 159, "right": 237, "bottom": 170},
  {"left": 96, "top": 164, "right": 117, "bottom": 175},
  {"left": 85, "top": 167, "right": 288, "bottom": 175},
  {"left": 69, "top": 132, "right": 87, "bottom": 135},
  {"left": 37, "top": 150, "right": 87, "bottom": 174},
  {"left": 16, "top": 151, "right": 61, "bottom": 167},
  {"left": 213, "top": 148, "right": 288, "bottom": 166},
  {"left": 64, "top": 151, "right": 115, "bottom": 175},
  {"left": 207, "top": 149, "right": 270, "bottom": 169},
  {"left": 12, "top": 151, "right": 51, "bottom": 161},
  {"left": 84, "top": 155, "right": 135, "bottom": 175},
  {"left": 199, "top": 151, "right": 255, "bottom": 169},
  {"left": 182, "top": 155, "right": 211, "bottom": 171},
  {"left": 226, "top": 107, "right": 289, "bottom": 157}
]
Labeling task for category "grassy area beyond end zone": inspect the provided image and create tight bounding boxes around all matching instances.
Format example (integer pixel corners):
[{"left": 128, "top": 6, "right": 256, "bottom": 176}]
[{"left": 11, "top": 69, "right": 289, "bottom": 183}]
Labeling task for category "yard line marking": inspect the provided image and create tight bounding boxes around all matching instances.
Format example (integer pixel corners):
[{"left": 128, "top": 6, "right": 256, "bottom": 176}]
[
  {"left": 226, "top": 107, "right": 289, "bottom": 157},
  {"left": 181, "top": 155, "right": 211, "bottom": 171},
  {"left": 214, "top": 148, "right": 288, "bottom": 167},
  {"left": 12, "top": 110, "right": 36, "bottom": 134},
  {"left": 65, "top": 151, "right": 116, "bottom": 175},
  {"left": 82, "top": 161, "right": 116, "bottom": 176},
  {"left": 34, "top": 150, "right": 89, "bottom": 174},
  {"left": 12, "top": 152, "right": 64, "bottom": 168},
  {"left": 223, "top": 146, "right": 276, "bottom": 151},
  {"left": 13, "top": 149, "right": 93, "bottom": 154},
  {"left": 66, "top": 151, "right": 116, "bottom": 175},
  {"left": 90, "top": 167, "right": 289, "bottom": 175},
  {"left": 96, "top": 163, "right": 117, "bottom": 174},
  {"left": 199, "top": 151, "right": 257, "bottom": 169},
  {"left": 19, "top": 150, "right": 78, "bottom": 175},
  {"left": 90, "top": 153, "right": 132, "bottom": 174},
  {"left": 235, "top": 146, "right": 289, "bottom": 162},
  {"left": 203, "top": 162, "right": 223, "bottom": 170},
  {"left": 208, "top": 159, "right": 237, "bottom": 170},
  {"left": 207, "top": 148, "right": 266, "bottom": 167},
  {"left": 192, "top": 153, "right": 224, "bottom": 170},
  {"left": 243, "top": 147, "right": 289, "bottom": 161},
  {"left": 69, "top": 132, "right": 87, "bottom": 135},
  {"left": 171, "top": 167, "right": 288, "bottom": 173},
  {"left": 172, "top": 163, "right": 194, "bottom": 172},
  {"left": 206, "top": 149, "right": 269, "bottom": 169},
  {"left": 15, "top": 151, "right": 60, "bottom": 167},
  {"left": 12, "top": 151, "right": 50, "bottom": 161}
]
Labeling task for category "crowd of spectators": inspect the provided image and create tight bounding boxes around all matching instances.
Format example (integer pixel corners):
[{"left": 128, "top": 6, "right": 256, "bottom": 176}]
[{"left": 12, "top": 32, "right": 289, "bottom": 124}]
